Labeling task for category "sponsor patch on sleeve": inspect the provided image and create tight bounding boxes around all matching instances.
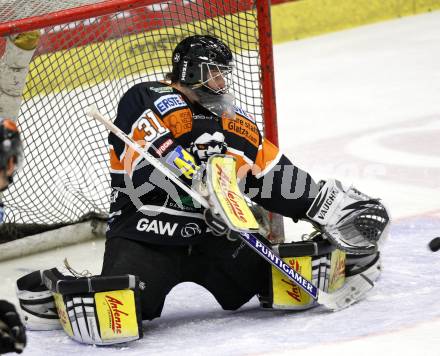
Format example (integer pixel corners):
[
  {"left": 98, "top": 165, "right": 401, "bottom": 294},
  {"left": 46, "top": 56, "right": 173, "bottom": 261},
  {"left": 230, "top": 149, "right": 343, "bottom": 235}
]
[
  {"left": 150, "top": 86, "right": 174, "bottom": 94},
  {"left": 154, "top": 94, "right": 187, "bottom": 115},
  {"left": 223, "top": 116, "right": 260, "bottom": 147},
  {"left": 155, "top": 138, "right": 174, "bottom": 156},
  {"left": 234, "top": 105, "right": 256, "bottom": 123}
]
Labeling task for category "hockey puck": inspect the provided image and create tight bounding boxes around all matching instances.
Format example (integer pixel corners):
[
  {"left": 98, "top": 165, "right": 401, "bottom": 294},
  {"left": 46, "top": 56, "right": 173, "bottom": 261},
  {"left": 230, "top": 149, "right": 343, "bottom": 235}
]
[{"left": 428, "top": 237, "right": 440, "bottom": 252}]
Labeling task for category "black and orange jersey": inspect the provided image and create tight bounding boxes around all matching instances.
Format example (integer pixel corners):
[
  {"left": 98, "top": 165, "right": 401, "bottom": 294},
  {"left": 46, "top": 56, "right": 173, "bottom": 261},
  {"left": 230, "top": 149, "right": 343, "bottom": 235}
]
[{"left": 108, "top": 81, "right": 317, "bottom": 244}]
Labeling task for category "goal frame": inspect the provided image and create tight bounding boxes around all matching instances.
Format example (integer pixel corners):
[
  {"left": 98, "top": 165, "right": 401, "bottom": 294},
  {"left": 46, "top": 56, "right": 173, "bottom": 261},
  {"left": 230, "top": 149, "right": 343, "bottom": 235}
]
[
  {"left": 0, "top": 0, "right": 278, "bottom": 146},
  {"left": 0, "top": 0, "right": 282, "bottom": 249}
]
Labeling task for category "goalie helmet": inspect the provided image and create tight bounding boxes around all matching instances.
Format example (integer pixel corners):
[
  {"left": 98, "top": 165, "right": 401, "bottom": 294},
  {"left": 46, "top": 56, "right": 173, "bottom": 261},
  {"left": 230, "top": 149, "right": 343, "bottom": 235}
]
[
  {"left": 0, "top": 117, "right": 23, "bottom": 187},
  {"left": 170, "top": 35, "right": 233, "bottom": 94}
]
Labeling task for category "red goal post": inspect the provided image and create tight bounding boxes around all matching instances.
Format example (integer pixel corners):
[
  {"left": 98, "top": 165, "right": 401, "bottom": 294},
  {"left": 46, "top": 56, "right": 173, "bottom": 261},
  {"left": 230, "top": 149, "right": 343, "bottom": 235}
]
[{"left": 0, "top": 0, "right": 283, "bottom": 243}]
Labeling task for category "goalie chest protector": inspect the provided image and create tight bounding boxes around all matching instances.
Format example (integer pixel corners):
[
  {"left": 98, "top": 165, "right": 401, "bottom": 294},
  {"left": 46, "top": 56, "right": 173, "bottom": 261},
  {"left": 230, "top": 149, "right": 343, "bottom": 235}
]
[{"left": 107, "top": 81, "right": 267, "bottom": 245}]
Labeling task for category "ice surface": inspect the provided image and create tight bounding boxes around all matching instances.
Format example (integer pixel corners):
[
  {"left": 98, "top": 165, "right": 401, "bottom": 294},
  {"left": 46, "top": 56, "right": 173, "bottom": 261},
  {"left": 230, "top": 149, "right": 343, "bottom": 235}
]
[{"left": 1, "top": 11, "right": 440, "bottom": 355}]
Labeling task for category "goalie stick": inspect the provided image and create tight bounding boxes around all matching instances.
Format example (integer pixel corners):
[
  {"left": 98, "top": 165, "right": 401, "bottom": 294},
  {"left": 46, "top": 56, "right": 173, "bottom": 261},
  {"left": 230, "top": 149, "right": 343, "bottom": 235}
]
[{"left": 86, "top": 105, "right": 374, "bottom": 311}]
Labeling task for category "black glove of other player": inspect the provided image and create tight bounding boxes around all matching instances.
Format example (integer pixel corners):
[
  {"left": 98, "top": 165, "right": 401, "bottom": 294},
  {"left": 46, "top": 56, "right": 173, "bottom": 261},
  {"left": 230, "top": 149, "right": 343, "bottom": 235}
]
[{"left": 0, "top": 300, "right": 26, "bottom": 354}]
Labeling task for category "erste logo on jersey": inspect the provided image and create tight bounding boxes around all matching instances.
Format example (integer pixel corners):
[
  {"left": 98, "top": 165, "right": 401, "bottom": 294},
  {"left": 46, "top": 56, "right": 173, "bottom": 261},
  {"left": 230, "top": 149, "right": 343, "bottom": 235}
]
[{"left": 154, "top": 94, "right": 187, "bottom": 115}]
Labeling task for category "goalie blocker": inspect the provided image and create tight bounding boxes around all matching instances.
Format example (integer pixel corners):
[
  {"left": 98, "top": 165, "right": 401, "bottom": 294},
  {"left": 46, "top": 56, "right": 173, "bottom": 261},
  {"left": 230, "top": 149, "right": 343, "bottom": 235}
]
[{"left": 16, "top": 269, "right": 143, "bottom": 345}]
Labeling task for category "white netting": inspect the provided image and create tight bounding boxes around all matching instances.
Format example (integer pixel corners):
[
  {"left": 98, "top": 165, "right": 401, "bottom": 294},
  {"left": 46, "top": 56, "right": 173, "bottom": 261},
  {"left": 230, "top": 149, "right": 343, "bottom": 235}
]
[{"left": 0, "top": 0, "right": 270, "bottom": 239}]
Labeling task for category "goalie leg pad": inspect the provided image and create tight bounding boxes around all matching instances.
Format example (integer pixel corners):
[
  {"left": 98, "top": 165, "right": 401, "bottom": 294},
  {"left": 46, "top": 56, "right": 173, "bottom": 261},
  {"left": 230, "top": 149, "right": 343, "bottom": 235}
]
[
  {"left": 18, "top": 268, "right": 143, "bottom": 345},
  {"left": 44, "top": 270, "right": 143, "bottom": 346},
  {"left": 55, "top": 288, "right": 142, "bottom": 345},
  {"left": 346, "top": 252, "right": 382, "bottom": 283},
  {"left": 16, "top": 270, "right": 62, "bottom": 331},
  {"left": 259, "top": 240, "right": 346, "bottom": 311}
]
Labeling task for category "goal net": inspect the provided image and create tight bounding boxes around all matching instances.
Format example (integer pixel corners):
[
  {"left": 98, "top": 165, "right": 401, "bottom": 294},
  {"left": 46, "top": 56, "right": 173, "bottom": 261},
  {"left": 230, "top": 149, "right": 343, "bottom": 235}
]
[{"left": 0, "top": 0, "right": 282, "bottom": 241}]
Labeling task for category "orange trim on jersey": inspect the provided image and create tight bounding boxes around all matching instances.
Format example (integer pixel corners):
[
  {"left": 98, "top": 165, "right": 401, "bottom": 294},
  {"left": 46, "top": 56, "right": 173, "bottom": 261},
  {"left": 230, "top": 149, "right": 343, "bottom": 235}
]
[
  {"left": 222, "top": 115, "right": 260, "bottom": 148},
  {"left": 124, "top": 149, "right": 141, "bottom": 176},
  {"left": 161, "top": 108, "right": 193, "bottom": 138},
  {"left": 253, "top": 139, "right": 280, "bottom": 177},
  {"left": 226, "top": 149, "right": 252, "bottom": 179},
  {"left": 110, "top": 147, "right": 124, "bottom": 172},
  {"left": 111, "top": 139, "right": 147, "bottom": 176}
]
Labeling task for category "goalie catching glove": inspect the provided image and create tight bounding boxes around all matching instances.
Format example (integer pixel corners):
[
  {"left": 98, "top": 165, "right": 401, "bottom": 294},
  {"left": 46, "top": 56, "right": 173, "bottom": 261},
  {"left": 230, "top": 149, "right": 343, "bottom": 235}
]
[
  {"left": 306, "top": 179, "right": 390, "bottom": 255},
  {"left": 16, "top": 268, "right": 143, "bottom": 345}
]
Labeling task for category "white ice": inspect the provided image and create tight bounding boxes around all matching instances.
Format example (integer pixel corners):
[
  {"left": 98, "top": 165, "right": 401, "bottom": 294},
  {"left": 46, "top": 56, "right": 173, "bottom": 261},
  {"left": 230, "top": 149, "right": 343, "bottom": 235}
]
[{"left": 1, "top": 10, "right": 440, "bottom": 355}]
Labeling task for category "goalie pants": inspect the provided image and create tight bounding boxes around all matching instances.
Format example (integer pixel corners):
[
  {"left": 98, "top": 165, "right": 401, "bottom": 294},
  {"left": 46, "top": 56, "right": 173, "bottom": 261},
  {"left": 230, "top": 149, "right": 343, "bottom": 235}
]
[{"left": 101, "top": 235, "right": 269, "bottom": 321}]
